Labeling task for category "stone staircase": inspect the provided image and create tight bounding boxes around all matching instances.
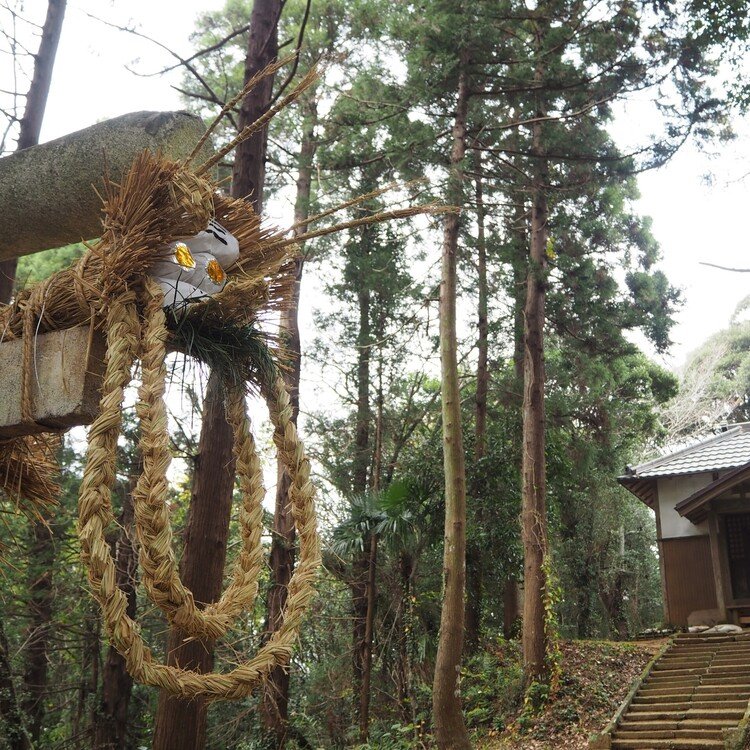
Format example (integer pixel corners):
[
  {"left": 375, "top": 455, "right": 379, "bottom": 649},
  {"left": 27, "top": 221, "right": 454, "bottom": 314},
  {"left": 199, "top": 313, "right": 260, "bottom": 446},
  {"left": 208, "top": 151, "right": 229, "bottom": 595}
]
[{"left": 591, "top": 632, "right": 750, "bottom": 749}]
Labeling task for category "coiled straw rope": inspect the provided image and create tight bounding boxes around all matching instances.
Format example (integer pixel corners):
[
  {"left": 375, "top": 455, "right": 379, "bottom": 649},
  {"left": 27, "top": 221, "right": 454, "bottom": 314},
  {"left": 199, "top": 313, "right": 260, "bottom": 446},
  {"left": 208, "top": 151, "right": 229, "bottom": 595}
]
[
  {"left": 77, "top": 285, "right": 321, "bottom": 699},
  {"left": 133, "top": 280, "right": 267, "bottom": 640},
  {"left": 1, "top": 56, "right": 448, "bottom": 695}
]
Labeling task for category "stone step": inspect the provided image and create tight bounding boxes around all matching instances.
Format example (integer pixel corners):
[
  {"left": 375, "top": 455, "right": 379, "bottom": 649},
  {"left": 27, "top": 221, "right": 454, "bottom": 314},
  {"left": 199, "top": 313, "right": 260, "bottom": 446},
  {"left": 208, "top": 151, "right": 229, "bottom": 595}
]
[
  {"left": 669, "top": 642, "right": 740, "bottom": 649},
  {"left": 692, "top": 684, "right": 750, "bottom": 694},
  {"left": 655, "top": 657, "right": 712, "bottom": 666},
  {"left": 628, "top": 700, "right": 748, "bottom": 711},
  {"left": 664, "top": 648, "right": 750, "bottom": 657},
  {"left": 631, "top": 694, "right": 705, "bottom": 704},
  {"left": 645, "top": 675, "right": 750, "bottom": 687},
  {"left": 619, "top": 719, "right": 738, "bottom": 730},
  {"left": 708, "top": 664, "right": 750, "bottom": 675},
  {"left": 638, "top": 682, "right": 750, "bottom": 695},
  {"left": 649, "top": 667, "right": 710, "bottom": 678},
  {"left": 624, "top": 708, "right": 745, "bottom": 722},
  {"left": 695, "top": 675, "right": 750, "bottom": 685},
  {"left": 597, "top": 634, "right": 750, "bottom": 750},
  {"left": 612, "top": 738, "right": 723, "bottom": 749},
  {"left": 712, "top": 655, "right": 750, "bottom": 664},
  {"left": 651, "top": 665, "right": 750, "bottom": 679},
  {"left": 667, "top": 652, "right": 749, "bottom": 660},
  {"left": 678, "top": 637, "right": 750, "bottom": 643},
  {"left": 671, "top": 644, "right": 750, "bottom": 654},
  {"left": 614, "top": 728, "right": 723, "bottom": 741},
  {"left": 644, "top": 678, "right": 702, "bottom": 688}
]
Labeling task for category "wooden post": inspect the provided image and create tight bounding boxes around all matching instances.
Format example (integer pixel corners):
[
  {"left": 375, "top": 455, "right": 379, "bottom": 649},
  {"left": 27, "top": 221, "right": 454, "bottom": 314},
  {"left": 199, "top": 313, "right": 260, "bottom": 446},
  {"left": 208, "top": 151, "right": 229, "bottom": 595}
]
[{"left": 0, "top": 326, "right": 105, "bottom": 438}]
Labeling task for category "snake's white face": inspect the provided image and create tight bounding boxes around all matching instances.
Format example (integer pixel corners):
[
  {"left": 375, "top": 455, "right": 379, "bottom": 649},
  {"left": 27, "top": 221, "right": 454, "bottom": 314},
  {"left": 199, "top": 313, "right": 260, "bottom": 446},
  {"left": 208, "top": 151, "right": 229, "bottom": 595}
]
[{"left": 149, "top": 219, "right": 240, "bottom": 309}]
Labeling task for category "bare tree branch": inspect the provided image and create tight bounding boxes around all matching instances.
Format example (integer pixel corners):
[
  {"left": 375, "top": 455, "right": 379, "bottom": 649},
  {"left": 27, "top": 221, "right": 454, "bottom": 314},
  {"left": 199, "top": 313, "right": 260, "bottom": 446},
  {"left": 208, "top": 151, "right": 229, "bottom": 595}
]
[
  {"left": 84, "top": 13, "right": 236, "bottom": 127},
  {"left": 269, "top": 0, "right": 313, "bottom": 106},
  {"left": 700, "top": 261, "right": 750, "bottom": 273},
  {"left": 135, "top": 23, "right": 251, "bottom": 78}
]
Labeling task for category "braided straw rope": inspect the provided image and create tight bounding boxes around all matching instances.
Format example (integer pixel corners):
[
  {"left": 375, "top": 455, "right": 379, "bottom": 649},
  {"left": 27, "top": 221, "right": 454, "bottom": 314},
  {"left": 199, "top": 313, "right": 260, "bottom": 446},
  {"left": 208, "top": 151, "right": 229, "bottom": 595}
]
[
  {"left": 133, "top": 280, "right": 266, "bottom": 639},
  {"left": 78, "top": 292, "right": 321, "bottom": 699}
]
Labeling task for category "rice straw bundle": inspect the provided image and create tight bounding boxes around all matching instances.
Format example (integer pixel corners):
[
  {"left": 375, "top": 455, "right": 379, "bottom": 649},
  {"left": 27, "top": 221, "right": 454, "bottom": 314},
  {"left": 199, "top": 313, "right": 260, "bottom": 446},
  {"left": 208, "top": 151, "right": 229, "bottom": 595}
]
[{"left": 0, "top": 58, "right": 451, "bottom": 699}]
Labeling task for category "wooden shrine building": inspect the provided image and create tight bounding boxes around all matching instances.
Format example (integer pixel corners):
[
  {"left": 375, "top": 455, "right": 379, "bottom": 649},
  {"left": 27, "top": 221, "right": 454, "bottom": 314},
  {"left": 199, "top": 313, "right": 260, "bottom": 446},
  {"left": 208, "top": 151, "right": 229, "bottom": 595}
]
[{"left": 620, "top": 423, "right": 750, "bottom": 628}]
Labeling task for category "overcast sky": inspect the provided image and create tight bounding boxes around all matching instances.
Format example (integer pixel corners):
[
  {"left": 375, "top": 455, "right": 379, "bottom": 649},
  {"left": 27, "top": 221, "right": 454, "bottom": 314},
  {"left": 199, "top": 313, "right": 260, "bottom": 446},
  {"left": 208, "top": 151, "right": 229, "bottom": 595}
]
[{"left": 8, "top": 0, "right": 750, "bottom": 371}]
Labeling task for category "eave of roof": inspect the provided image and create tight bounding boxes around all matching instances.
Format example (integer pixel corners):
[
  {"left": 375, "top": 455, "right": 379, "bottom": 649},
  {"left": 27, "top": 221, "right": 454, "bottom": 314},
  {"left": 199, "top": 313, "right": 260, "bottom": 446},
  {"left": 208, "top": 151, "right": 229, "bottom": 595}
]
[
  {"left": 623, "top": 423, "right": 750, "bottom": 480},
  {"left": 675, "top": 460, "right": 750, "bottom": 523},
  {"left": 618, "top": 475, "right": 657, "bottom": 508}
]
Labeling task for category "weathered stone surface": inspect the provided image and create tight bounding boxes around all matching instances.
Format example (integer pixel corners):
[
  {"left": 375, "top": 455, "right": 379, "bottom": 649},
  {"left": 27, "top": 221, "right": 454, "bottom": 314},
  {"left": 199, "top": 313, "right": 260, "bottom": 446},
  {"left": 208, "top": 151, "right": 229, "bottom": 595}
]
[
  {"left": 0, "top": 326, "right": 105, "bottom": 438},
  {"left": 687, "top": 608, "right": 724, "bottom": 628},
  {"left": 0, "top": 111, "right": 210, "bottom": 261}
]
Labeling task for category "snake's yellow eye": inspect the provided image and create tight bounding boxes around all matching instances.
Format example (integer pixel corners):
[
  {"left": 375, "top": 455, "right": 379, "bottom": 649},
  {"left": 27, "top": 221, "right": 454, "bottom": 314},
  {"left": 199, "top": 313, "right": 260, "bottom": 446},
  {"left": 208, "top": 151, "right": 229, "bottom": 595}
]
[
  {"left": 207, "top": 258, "right": 226, "bottom": 284},
  {"left": 174, "top": 242, "right": 196, "bottom": 269}
]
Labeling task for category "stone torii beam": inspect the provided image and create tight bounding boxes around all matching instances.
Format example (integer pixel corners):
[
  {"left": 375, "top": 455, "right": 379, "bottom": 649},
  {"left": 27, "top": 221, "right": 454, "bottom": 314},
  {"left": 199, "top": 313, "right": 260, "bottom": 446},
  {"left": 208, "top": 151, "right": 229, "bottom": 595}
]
[
  {"left": 0, "top": 111, "right": 209, "bottom": 437},
  {"left": 0, "top": 110, "right": 207, "bottom": 261}
]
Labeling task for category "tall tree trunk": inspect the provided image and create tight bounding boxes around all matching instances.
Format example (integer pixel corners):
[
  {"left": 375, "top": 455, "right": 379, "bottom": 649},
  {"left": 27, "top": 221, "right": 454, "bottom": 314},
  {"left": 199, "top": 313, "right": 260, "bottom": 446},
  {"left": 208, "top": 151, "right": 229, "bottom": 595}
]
[
  {"left": 152, "top": 2, "right": 279, "bottom": 746},
  {"left": 359, "top": 531, "right": 378, "bottom": 744},
  {"left": 351, "top": 550, "right": 368, "bottom": 724},
  {"left": 0, "top": 0, "right": 66, "bottom": 303},
  {"left": 231, "top": 0, "right": 279, "bottom": 208},
  {"left": 465, "top": 150, "right": 488, "bottom": 656},
  {"left": 261, "top": 95, "right": 317, "bottom": 749},
  {"left": 0, "top": 10, "right": 66, "bottom": 747},
  {"left": 350, "top": 222, "right": 373, "bottom": 729},
  {"left": 73, "top": 606, "right": 99, "bottom": 750},
  {"left": 372, "top": 357, "right": 384, "bottom": 494},
  {"left": 152, "top": 372, "right": 236, "bottom": 750},
  {"left": 358, "top": 347, "right": 384, "bottom": 743},
  {"left": 93, "top": 472, "right": 138, "bottom": 749},
  {"left": 504, "top": 185, "right": 527, "bottom": 640},
  {"left": 0, "top": 619, "right": 26, "bottom": 750},
  {"left": 70, "top": 602, "right": 101, "bottom": 750},
  {"left": 521, "top": 16, "right": 551, "bottom": 685},
  {"left": 432, "top": 54, "right": 472, "bottom": 750},
  {"left": 21, "top": 519, "right": 55, "bottom": 747},
  {"left": 503, "top": 579, "right": 520, "bottom": 639},
  {"left": 395, "top": 552, "right": 415, "bottom": 724},
  {"left": 353, "top": 286, "right": 372, "bottom": 493}
]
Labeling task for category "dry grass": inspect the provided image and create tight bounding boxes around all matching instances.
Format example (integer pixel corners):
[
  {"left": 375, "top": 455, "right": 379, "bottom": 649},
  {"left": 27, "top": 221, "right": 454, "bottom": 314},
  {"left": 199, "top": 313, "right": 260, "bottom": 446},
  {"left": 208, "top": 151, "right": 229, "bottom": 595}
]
[{"left": 477, "top": 639, "right": 664, "bottom": 750}]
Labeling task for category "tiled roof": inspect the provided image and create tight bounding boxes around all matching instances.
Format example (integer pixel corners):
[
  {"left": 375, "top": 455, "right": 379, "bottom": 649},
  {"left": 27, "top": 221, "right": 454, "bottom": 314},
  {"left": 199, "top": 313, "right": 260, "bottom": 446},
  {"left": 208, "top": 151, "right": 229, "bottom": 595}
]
[{"left": 623, "top": 423, "right": 750, "bottom": 479}]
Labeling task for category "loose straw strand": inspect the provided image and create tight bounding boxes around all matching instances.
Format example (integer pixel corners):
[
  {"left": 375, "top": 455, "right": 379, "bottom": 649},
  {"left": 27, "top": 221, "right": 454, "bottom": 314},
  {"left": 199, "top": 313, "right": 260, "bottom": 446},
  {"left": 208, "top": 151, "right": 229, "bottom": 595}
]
[
  {"left": 185, "top": 54, "right": 297, "bottom": 166},
  {"left": 196, "top": 66, "right": 319, "bottom": 177}
]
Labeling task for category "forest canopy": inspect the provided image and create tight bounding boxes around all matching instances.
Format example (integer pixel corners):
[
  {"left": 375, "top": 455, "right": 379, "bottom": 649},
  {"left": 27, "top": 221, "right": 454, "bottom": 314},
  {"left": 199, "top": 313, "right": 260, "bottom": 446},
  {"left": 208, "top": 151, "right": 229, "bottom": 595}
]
[{"left": 1, "top": 0, "right": 749, "bottom": 749}]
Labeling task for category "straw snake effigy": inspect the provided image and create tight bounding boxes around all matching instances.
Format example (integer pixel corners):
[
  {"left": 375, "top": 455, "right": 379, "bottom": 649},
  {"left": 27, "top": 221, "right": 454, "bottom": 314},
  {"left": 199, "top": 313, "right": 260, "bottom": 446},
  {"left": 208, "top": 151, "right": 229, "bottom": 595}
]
[{"left": 0, "top": 62, "right": 446, "bottom": 699}]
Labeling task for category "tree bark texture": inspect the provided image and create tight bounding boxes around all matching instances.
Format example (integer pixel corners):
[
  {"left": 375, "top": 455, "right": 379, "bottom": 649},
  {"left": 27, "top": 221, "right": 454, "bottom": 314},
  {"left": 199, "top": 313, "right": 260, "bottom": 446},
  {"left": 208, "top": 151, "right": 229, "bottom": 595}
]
[
  {"left": 432, "top": 57, "right": 472, "bottom": 750},
  {"left": 231, "top": 0, "right": 280, "bottom": 213},
  {"left": 151, "top": 371, "right": 236, "bottom": 750},
  {"left": 359, "top": 532, "right": 378, "bottom": 744},
  {"left": 93, "top": 473, "right": 138, "bottom": 749},
  {"left": 350, "top": 224, "right": 373, "bottom": 731},
  {"left": 21, "top": 518, "right": 55, "bottom": 747},
  {"left": 505, "top": 180, "right": 526, "bottom": 641},
  {"left": 354, "top": 283, "right": 372, "bottom": 494},
  {"left": 0, "top": 618, "right": 26, "bottom": 750},
  {"left": 395, "top": 552, "right": 415, "bottom": 724},
  {"left": 351, "top": 550, "right": 368, "bottom": 724},
  {"left": 261, "top": 96, "right": 317, "bottom": 748},
  {"left": 465, "top": 151, "right": 488, "bottom": 656},
  {"left": 152, "top": 0, "right": 279, "bottom": 744},
  {"left": 503, "top": 579, "right": 520, "bottom": 639},
  {"left": 74, "top": 608, "right": 99, "bottom": 750},
  {"left": 521, "top": 17, "right": 551, "bottom": 685},
  {"left": 0, "top": 0, "right": 66, "bottom": 301}
]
